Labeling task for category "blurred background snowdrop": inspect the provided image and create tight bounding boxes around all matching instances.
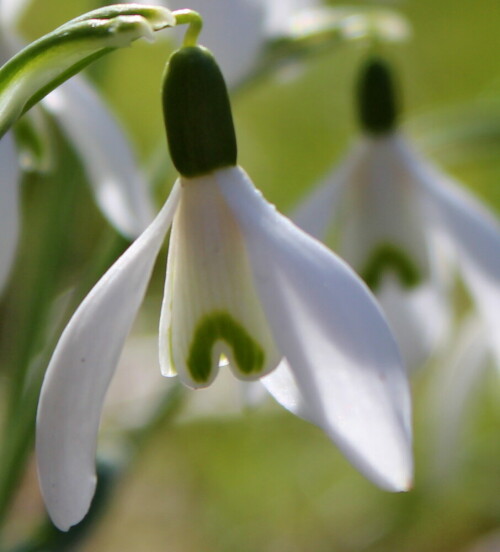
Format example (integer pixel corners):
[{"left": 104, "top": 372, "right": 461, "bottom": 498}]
[
  {"left": 0, "top": 0, "right": 498, "bottom": 551},
  {"left": 292, "top": 57, "right": 499, "bottom": 373}
]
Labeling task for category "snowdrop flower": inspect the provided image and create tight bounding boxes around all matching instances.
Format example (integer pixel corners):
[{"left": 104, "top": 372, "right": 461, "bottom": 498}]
[
  {"left": 37, "top": 43, "right": 412, "bottom": 531},
  {"left": 293, "top": 58, "right": 500, "bottom": 371},
  {"left": 0, "top": 2, "right": 161, "bottom": 290}
]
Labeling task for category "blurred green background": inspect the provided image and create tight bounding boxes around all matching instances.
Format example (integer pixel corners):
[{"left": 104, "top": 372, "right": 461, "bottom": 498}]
[{"left": 4, "top": 0, "right": 500, "bottom": 550}]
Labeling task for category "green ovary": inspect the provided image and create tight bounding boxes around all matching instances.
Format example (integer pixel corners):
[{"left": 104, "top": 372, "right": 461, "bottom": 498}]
[
  {"left": 361, "top": 243, "right": 421, "bottom": 290},
  {"left": 187, "top": 311, "right": 265, "bottom": 383}
]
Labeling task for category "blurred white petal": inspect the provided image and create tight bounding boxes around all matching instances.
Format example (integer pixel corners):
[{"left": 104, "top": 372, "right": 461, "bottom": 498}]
[
  {"left": 239, "top": 379, "right": 268, "bottom": 408},
  {"left": 377, "top": 276, "right": 450, "bottom": 372},
  {"left": 397, "top": 139, "right": 500, "bottom": 366},
  {"left": 167, "top": 0, "right": 266, "bottom": 86},
  {"left": 43, "top": 76, "right": 154, "bottom": 238},
  {"left": 0, "top": 0, "right": 32, "bottom": 28},
  {"left": 36, "top": 183, "right": 180, "bottom": 531},
  {"left": 427, "top": 315, "right": 491, "bottom": 477},
  {"left": 337, "top": 137, "right": 429, "bottom": 275},
  {"left": 0, "top": 133, "right": 20, "bottom": 292},
  {"left": 291, "top": 157, "right": 347, "bottom": 240},
  {"left": 160, "top": 175, "right": 281, "bottom": 388},
  {"left": 218, "top": 166, "right": 413, "bottom": 492},
  {"left": 263, "top": 0, "right": 319, "bottom": 36},
  {"left": 104, "top": 334, "right": 166, "bottom": 430}
]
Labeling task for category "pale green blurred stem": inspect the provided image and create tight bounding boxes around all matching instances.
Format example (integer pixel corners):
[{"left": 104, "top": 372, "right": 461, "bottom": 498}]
[{"left": 172, "top": 9, "right": 203, "bottom": 47}]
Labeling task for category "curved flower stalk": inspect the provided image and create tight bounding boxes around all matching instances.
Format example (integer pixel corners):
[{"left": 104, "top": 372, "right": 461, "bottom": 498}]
[
  {"left": 37, "top": 43, "right": 412, "bottom": 531},
  {"left": 293, "top": 58, "right": 500, "bottom": 371}
]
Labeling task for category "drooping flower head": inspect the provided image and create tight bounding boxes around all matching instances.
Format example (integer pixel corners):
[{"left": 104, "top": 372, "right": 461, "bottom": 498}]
[
  {"left": 294, "top": 56, "right": 500, "bottom": 371},
  {"left": 36, "top": 22, "right": 412, "bottom": 531}
]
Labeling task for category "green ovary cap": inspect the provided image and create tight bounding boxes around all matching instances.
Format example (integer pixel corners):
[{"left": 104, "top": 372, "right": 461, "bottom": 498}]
[
  {"left": 187, "top": 311, "right": 265, "bottom": 384},
  {"left": 362, "top": 243, "right": 421, "bottom": 290},
  {"left": 162, "top": 45, "right": 237, "bottom": 178},
  {"left": 357, "top": 57, "right": 399, "bottom": 135}
]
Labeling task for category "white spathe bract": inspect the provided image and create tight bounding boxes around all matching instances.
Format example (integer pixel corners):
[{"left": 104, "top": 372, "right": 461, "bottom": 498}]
[
  {"left": 293, "top": 132, "right": 499, "bottom": 370},
  {"left": 37, "top": 165, "right": 412, "bottom": 531}
]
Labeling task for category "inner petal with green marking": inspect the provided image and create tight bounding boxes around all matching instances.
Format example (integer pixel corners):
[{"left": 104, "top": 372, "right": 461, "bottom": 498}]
[
  {"left": 361, "top": 242, "right": 421, "bottom": 291},
  {"left": 187, "top": 311, "right": 265, "bottom": 384},
  {"left": 159, "top": 173, "right": 281, "bottom": 388}
]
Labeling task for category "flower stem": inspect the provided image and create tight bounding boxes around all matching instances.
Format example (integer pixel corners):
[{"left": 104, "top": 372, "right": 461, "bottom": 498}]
[{"left": 172, "top": 10, "right": 203, "bottom": 47}]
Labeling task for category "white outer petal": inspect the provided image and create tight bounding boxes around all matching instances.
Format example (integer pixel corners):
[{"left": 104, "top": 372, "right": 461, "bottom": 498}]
[
  {"left": 218, "top": 166, "right": 413, "bottom": 492},
  {"left": 36, "top": 183, "right": 180, "bottom": 531},
  {"left": 396, "top": 138, "right": 500, "bottom": 367},
  {"left": 43, "top": 76, "right": 154, "bottom": 239},
  {"left": 0, "top": 133, "right": 20, "bottom": 292}
]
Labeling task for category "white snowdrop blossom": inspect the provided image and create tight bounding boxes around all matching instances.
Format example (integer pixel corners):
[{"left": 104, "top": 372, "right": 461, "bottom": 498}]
[
  {"left": 36, "top": 45, "right": 412, "bottom": 531},
  {"left": 293, "top": 58, "right": 500, "bottom": 371}
]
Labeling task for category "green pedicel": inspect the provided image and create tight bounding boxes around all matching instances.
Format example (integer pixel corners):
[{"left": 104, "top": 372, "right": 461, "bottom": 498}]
[
  {"left": 187, "top": 312, "right": 265, "bottom": 383},
  {"left": 362, "top": 243, "right": 421, "bottom": 290}
]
